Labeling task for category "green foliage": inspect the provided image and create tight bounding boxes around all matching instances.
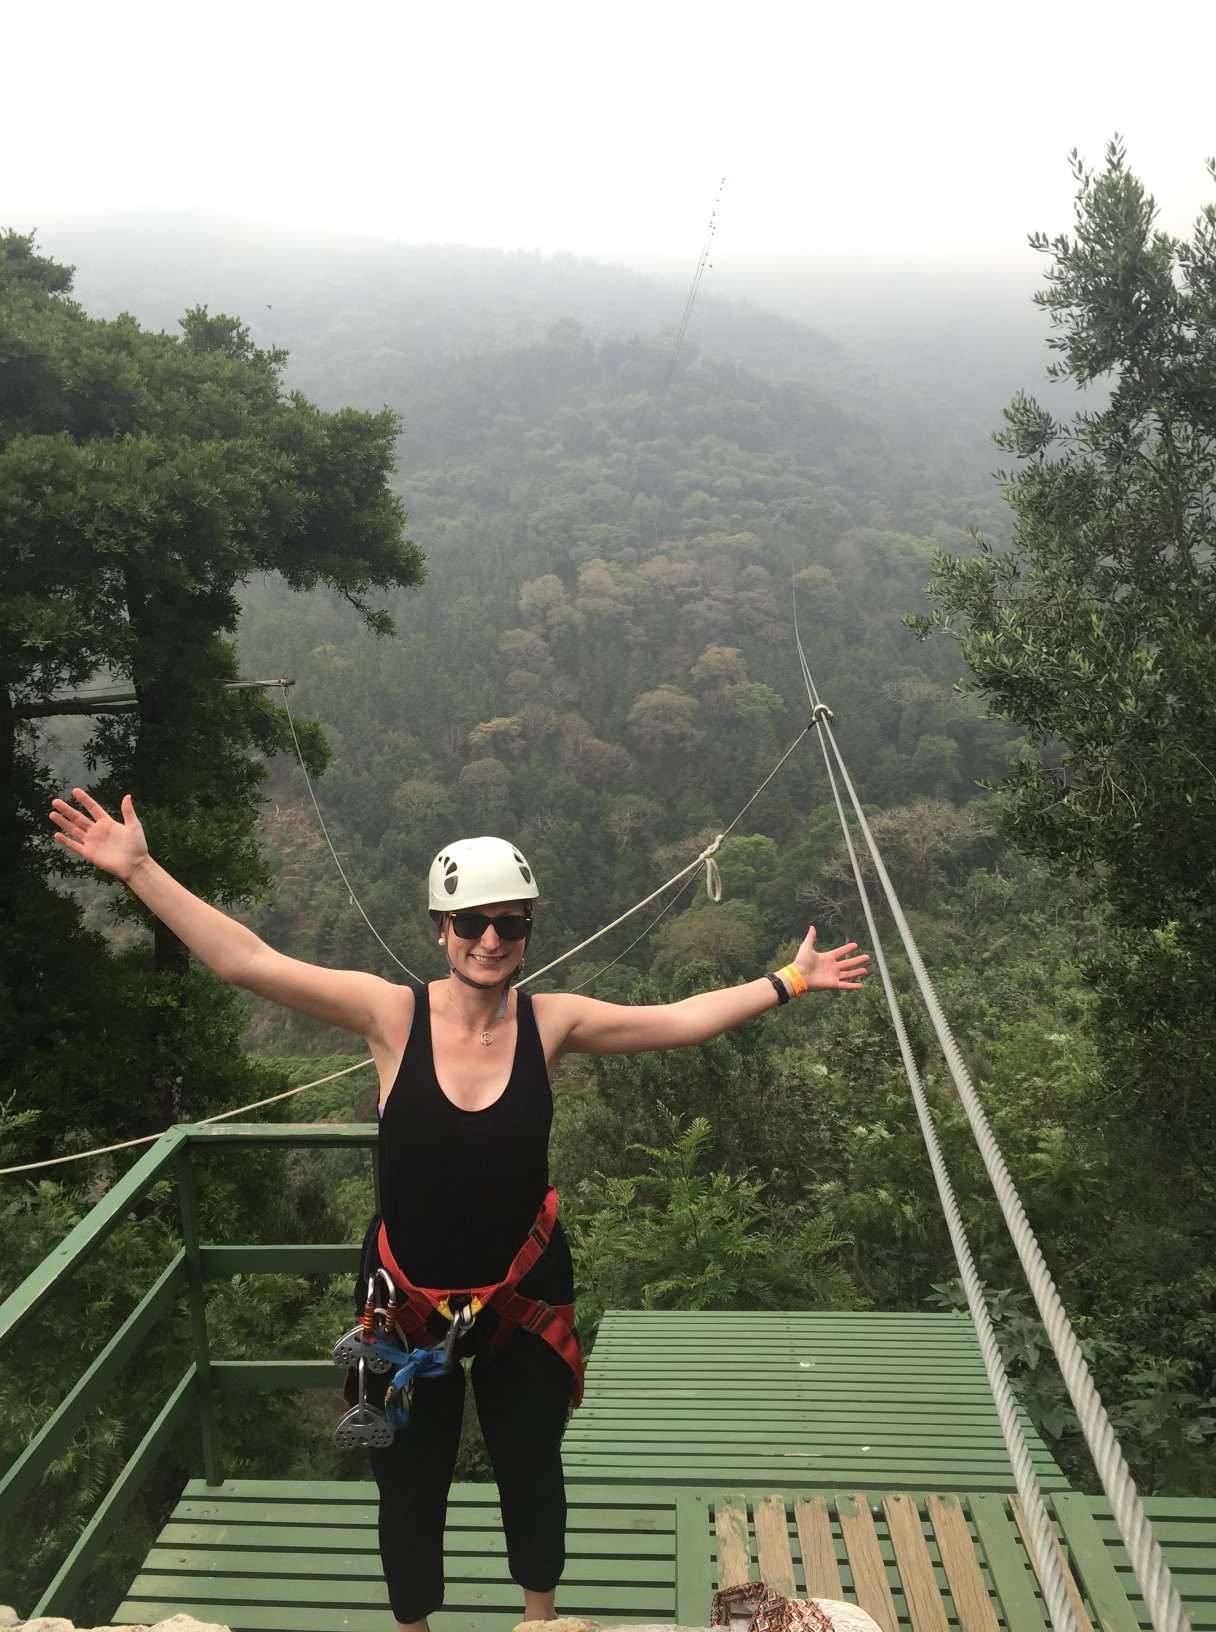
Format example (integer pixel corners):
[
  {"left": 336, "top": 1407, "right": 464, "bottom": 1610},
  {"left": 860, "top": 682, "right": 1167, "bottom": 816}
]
[
  {"left": 6, "top": 205, "right": 1216, "bottom": 1628},
  {"left": 908, "top": 144, "right": 1216, "bottom": 1170},
  {"left": 566, "top": 1110, "right": 865, "bottom": 1338},
  {"left": 0, "top": 230, "right": 423, "bottom": 1150},
  {"left": 928, "top": 1279, "right": 1216, "bottom": 1496},
  {"left": 1110, "top": 1360, "right": 1216, "bottom": 1495}
]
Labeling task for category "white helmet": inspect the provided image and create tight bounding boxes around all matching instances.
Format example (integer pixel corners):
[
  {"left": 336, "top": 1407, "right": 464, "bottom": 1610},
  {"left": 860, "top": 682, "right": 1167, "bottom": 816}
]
[{"left": 427, "top": 837, "right": 540, "bottom": 912}]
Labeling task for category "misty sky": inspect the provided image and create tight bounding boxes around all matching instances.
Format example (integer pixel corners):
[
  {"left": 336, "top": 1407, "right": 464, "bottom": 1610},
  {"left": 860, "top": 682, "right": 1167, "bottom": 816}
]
[{"left": 6, "top": 0, "right": 1214, "bottom": 272}]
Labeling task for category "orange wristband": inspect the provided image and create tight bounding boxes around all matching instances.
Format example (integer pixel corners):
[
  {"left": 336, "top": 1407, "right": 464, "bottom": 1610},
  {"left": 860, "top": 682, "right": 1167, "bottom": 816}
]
[{"left": 779, "top": 962, "right": 808, "bottom": 996}]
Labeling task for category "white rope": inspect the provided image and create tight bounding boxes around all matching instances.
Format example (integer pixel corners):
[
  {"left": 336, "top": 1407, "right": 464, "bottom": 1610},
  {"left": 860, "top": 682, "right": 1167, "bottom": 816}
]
[
  {"left": 0, "top": 1059, "right": 375, "bottom": 1178},
  {"left": 794, "top": 627, "right": 1191, "bottom": 1632},
  {"left": 520, "top": 843, "right": 719, "bottom": 987},
  {"left": 281, "top": 674, "right": 808, "bottom": 995},
  {"left": 519, "top": 724, "right": 811, "bottom": 986},
  {"left": 562, "top": 870, "right": 700, "bottom": 995}
]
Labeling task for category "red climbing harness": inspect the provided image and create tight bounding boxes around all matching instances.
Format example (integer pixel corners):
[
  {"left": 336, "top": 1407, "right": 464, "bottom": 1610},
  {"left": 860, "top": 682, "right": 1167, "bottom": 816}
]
[{"left": 375, "top": 1184, "right": 584, "bottom": 1406}]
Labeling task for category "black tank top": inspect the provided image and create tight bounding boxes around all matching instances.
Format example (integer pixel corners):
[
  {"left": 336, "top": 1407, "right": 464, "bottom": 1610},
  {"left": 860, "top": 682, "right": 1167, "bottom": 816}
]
[{"left": 378, "top": 984, "right": 553, "bottom": 1288}]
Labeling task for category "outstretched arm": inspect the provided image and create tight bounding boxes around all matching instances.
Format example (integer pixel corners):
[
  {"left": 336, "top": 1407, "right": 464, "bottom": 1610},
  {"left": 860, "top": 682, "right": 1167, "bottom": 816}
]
[
  {"left": 537, "top": 926, "right": 868, "bottom": 1060},
  {"left": 50, "top": 789, "right": 401, "bottom": 1044}
]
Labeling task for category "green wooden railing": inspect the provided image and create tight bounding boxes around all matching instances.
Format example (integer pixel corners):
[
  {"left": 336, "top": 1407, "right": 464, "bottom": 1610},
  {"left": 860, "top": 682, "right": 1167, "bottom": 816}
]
[{"left": 0, "top": 1121, "right": 377, "bottom": 1619}]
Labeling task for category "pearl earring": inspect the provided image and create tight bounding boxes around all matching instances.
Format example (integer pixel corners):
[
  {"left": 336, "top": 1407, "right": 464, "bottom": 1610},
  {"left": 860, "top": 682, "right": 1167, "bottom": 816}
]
[{"left": 438, "top": 935, "right": 445, "bottom": 946}]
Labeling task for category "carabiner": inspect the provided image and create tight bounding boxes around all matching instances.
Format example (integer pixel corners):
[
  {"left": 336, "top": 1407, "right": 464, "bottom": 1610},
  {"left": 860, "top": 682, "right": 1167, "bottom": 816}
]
[{"left": 441, "top": 1300, "right": 478, "bottom": 1370}]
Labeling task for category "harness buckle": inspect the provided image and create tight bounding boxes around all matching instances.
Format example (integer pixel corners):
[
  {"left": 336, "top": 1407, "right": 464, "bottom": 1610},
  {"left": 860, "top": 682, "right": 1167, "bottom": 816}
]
[
  {"left": 441, "top": 1299, "right": 479, "bottom": 1370},
  {"left": 523, "top": 1301, "right": 554, "bottom": 1335}
]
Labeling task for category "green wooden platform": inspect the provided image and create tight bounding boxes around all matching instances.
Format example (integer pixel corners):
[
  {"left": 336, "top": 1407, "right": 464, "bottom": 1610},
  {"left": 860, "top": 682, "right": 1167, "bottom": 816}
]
[
  {"left": 565, "top": 1312, "right": 1069, "bottom": 1492},
  {"left": 116, "top": 1479, "right": 698, "bottom": 1632},
  {"left": 5, "top": 1129, "right": 1207, "bottom": 1632},
  {"left": 113, "top": 1481, "right": 1216, "bottom": 1632}
]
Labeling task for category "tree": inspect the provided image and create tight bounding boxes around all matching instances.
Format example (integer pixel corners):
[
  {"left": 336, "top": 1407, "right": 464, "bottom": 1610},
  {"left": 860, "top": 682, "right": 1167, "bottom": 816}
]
[
  {"left": 565, "top": 1111, "right": 864, "bottom": 1335},
  {"left": 626, "top": 684, "right": 703, "bottom": 756},
  {"left": 908, "top": 145, "right": 1216, "bottom": 1154},
  {"left": 0, "top": 231, "right": 424, "bottom": 1150}
]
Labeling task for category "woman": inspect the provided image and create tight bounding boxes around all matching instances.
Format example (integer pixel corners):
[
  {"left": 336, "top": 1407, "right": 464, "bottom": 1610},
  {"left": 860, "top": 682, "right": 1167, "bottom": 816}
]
[{"left": 50, "top": 791, "right": 868, "bottom": 1632}]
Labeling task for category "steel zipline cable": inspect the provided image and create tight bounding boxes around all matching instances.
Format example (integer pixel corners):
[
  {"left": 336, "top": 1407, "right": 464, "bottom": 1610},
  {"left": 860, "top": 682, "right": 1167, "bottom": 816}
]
[
  {"left": 624, "top": 175, "right": 726, "bottom": 512},
  {"left": 792, "top": 613, "right": 1191, "bottom": 1632},
  {"left": 791, "top": 623, "right": 1078, "bottom": 1632}
]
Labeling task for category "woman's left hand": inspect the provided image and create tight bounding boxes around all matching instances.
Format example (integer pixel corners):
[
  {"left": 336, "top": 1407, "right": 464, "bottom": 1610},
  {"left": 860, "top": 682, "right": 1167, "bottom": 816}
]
[{"left": 792, "top": 926, "right": 869, "bottom": 991}]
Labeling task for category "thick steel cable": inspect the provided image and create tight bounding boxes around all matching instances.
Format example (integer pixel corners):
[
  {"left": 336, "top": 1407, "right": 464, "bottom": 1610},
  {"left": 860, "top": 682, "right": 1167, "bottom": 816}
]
[
  {"left": 811, "top": 710, "right": 1076, "bottom": 1632},
  {"left": 796, "top": 644, "right": 1190, "bottom": 1632}
]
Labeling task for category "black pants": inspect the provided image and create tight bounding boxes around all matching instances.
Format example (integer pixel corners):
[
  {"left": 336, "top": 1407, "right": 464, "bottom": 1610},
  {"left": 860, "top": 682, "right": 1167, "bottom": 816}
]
[{"left": 359, "top": 1220, "right": 576, "bottom": 1624}]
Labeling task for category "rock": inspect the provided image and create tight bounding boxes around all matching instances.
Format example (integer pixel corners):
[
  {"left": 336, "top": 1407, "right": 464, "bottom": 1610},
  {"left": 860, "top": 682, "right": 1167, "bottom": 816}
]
[
  {"left": 4, "top": 1619, "right": 231, "bottom": 1632},
  {"left": 513, "top": 1625, "right": 709, "bottom": 1632},
  {"left": 149, "top": 1620, "right": 232, "bottom": 1632},
  {"left": 513, "top": 1622, "right": 606, "bottom": 1632}
]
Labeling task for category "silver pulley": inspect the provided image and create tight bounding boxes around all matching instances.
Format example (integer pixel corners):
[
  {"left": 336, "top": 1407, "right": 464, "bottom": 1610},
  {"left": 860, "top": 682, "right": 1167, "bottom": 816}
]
[{"left": 333, "top": 1358, "right": 394, "bottom": 1450}]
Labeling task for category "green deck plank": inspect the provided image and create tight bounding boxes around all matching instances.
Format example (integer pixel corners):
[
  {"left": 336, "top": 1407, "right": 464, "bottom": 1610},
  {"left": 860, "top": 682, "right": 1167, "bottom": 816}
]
[
  {"left": 569, "top": 1312, "right": 1068, "bottom": 1493},
  {"left": 1119, "top": 1573, "right": 1216, "bottom": 1596},
  {"left": 1090, "top": 1520, "right": 1216, "bottom": 1545},
  {"left": 970, "top": 1494, "right": 1048, "bottom": 1632},
  {"left": 157, "top": 1522, "right": 674, "bottom": 1557},
  {"left": 1075, "top": 1495, "right": 1216, "bottom": 1630},
  {"left": 571, "top": 1423, "right": 1033, "bottom": 1442},
  {"left": 123, "top": 1574, "right": 673, "bottom": 1612},
  {"left": 1139, "top": 1499, "right": 1216, "bottom": 1519},
  {"left": 119, "top": 1478, "right": 683, "bottom": 1632},
  {"left": 675, "top": 1489, "right": 716, "bottom": 1625},
  {"left": 179, "top": 1475, "right": 679, "bottom": 1511},
  {"left": 1052, "top": 1494, "right": 1142, "bottom": 1632},
  {"left": 119, "top": 1478, "right": 1216, "bottom": 1632},
  {"left": 140, "top": 1548, "right": 675, "bottom": 1585},
  {"left": 173, "top": 1497, "right": 675, "bottom": 1532}
]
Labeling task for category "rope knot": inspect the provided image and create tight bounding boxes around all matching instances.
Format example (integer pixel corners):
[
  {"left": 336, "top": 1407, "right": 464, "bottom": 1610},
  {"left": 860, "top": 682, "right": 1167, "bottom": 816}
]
[{"left": 698, "top": 834, "right": 725, "bottom": 902}]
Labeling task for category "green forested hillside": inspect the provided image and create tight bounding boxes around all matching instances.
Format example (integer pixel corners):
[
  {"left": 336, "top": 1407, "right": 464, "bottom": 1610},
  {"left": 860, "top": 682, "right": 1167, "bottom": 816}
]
[
  {"left": 3, "top": 213, "right": 1213, "bottom": 1623},
  {"left": 233, "top": 314, "right": 1013, "bottom": 1023}
]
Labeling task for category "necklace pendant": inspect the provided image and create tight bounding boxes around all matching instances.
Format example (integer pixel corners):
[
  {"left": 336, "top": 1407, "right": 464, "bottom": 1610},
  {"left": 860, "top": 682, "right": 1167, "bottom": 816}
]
[{"left": 479, "top": 1031, "right": 493, "bottom": 1046}]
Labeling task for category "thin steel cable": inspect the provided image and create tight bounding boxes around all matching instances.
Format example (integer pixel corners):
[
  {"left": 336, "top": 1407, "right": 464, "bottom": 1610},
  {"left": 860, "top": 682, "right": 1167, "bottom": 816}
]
[
  {"left": 280, "top": 686, "right": 423, "bottom": 981},
  {"left": 808, "top": 700, "right": 1077, "bottom": 1632},
  {"left": 795, "top": 637, "right": 1191, "bottom": 1632},
  {"left": 0, "top": 1059, "right": 375, "bottom": 1178}
]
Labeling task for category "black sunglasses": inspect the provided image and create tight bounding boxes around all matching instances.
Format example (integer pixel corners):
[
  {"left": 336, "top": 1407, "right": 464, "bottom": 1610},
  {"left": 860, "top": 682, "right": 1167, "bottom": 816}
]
[{"left": 448, "top": 911, "right": 531, "bottom": 943}]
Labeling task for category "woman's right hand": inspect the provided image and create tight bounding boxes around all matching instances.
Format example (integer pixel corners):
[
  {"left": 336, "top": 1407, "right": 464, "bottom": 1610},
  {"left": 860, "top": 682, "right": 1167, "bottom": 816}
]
[{"left": 50, "top": 789, "right": 150, "bottom": 881}]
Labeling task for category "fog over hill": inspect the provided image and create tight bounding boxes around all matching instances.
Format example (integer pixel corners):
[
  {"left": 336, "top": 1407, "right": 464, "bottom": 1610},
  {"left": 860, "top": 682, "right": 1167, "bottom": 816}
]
[{"left": 33, "top": 214, "right": 1065, "bottom": 487}]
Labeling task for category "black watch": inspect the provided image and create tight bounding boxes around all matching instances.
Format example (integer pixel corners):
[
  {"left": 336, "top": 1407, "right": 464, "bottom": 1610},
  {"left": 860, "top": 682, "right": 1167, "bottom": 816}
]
[{"left": 765, "top": 972, "right": 789, "bottom": 1006}]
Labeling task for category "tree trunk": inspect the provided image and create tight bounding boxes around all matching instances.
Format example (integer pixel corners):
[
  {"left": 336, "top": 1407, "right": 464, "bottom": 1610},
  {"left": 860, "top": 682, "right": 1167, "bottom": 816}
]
[{"left": 0, "top": 688, "right": 18, "bottom": 928}]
